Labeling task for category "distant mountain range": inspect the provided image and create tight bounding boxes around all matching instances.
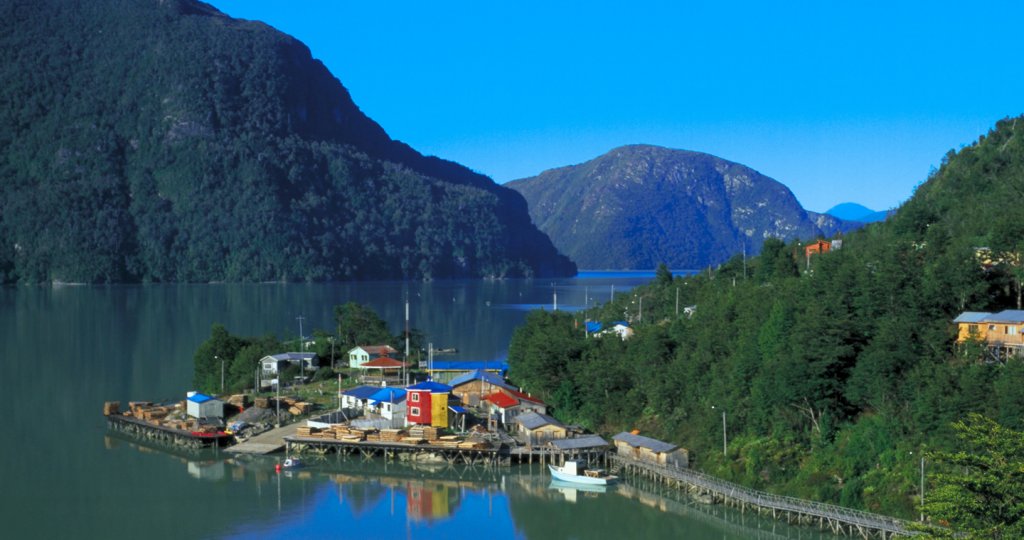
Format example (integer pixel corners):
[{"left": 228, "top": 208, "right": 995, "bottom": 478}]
[
  {"left": 0, "top": 0, "right": 575, "bottom": 283},
  {"left": 825, "top": 203, "right": 890, "bottom": 223},
  {"left": 507, "top": 145, "right": 862, "bottom": 270}
]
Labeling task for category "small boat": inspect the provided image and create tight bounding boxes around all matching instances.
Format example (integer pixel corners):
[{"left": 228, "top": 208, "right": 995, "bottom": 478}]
[
  {"left": 548, "top": 460, "right": 617, "bottom": 485},
  {"left": 433, "top": 347, "right": 458, "bottom": 354},
  {"left": 282, "top": 457, "right": 302, "bottom": 469}
]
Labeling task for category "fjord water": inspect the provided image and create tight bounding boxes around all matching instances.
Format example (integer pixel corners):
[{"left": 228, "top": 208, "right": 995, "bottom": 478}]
[{"left": 0, "top": 275, "right": 835, "bottom": 539}]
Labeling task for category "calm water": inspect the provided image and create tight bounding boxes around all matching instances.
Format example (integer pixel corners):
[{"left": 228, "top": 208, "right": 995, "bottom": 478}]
[{"left": 0, "top": 274, "right": 837, "bottom": 539}]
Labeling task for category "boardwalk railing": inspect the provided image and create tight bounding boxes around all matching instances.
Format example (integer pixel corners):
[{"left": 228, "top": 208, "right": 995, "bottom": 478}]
[{"left": 610, "top": 455, "right": 914, "bottom": 538}]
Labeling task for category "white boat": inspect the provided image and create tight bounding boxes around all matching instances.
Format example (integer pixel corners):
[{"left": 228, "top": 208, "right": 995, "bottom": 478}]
[
  {"left": 548, "top": 460, "right": 617, "bottom": 485},
  {"left": 282, "top": 457, "right": 302, "bottom": 469}
]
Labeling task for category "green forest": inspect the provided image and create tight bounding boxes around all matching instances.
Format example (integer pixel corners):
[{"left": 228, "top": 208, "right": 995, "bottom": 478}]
[
  {"left": 0, "top": 0, "right": 574, "bottom": 284},
  {"left": 508, "top": 116, "right": 1024, "bottom": 522}
]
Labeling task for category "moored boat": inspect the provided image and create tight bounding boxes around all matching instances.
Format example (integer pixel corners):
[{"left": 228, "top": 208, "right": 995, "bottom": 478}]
[{"left": 548, "top": 460, "right": 617, "bottom": 485}]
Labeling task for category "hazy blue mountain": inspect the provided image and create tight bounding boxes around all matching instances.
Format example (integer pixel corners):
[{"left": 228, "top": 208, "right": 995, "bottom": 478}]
[
  {"left": 0, "top": 0, "right": 575, "bottom": 283},
  {"left": 825, "top": 203, "right": 889, "bottom": 223},
  {"left": 508, "top": 145, "right": 858, "bottom": 269}
]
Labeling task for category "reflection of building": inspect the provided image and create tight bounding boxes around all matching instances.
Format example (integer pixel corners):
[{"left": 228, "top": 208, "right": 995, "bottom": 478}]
[
  {"left": 406, "top": 480, "right": 461, "bottom": 522},
  {"left": 187, "top": 460, "right": 225, "bottom": 481}
]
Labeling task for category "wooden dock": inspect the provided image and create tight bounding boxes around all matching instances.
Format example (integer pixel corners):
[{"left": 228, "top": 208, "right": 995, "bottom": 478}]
[
  {"left": 610, "top": 455, "right": 913, "bottom": 539},
  {"left": 106, "top": 414, "right": 231, "bottom": 450},
  {"left": 285, "top": 436, "right": 507, "bottom": 466}
]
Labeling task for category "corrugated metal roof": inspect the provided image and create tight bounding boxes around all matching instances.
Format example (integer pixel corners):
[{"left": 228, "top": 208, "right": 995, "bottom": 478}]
[
  {"left": 612, "top": 432, "right": 678, "bottom": 453},
  {"left": 342, "top": 386, "right": 380, "bottom": 399},
  {"left": 268, "top": 352, "right": 317, "bottom": 361},
  {"left": 485, "top": 391, "right": 519, "bottom": 409},
  {"left": 954, "top": 312, "right": 991, "bottom": 323},
  {"left": 586, "top": 322, "right": 603, "bottom": 333},
  {"left": 407, "top": 381, "right": 453, "bottom": 393},
  {"left": 548, "top": 435, "right": 609, "bottom": 450},
  {"left": 515, "top": 411, "right": 564, "bottom": 430},
  {"left": 448, "top": 405, "right": 468, "bottom": 414},
  {"left": 448, "top": 369, "right": 513, "bottom": 389},
  {"left": 985, "top": 310, "right": 1024, "bottom": 324},
  {"left": 361, "top": 357, "right": 406, "bottom": 369}
]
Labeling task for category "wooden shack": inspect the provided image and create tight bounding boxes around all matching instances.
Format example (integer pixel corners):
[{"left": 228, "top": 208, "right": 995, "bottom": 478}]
[
  {"left": 515, "top": 411, "right": 567, "bottom": 445},
  {"left": 612, "top": 432, "right": 688, "bottom": 468}
]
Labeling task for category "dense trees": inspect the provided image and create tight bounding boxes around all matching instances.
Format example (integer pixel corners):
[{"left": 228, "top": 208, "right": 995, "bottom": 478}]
[
  {"left": 0, "top": 0, "right": 575, "bottom": 284},
  {"left": 508, "top": 116, "right": 1024, "bottom": 520}
]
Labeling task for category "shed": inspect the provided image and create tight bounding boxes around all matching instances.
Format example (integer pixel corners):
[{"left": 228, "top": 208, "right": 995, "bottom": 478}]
[
  {"left": 547, "top": 434, "right": 609, "bottom": 452},
  {"left": 613, "top": 432, "right": 688, "bottom": 468},
  {"left": 260, "top": 352, "right": 318, "bottom": 375},
  {"left": 449, "top": 369, "right": 514, "bottom": 406},
  {"left": 515, "top": 411, "right": 567, "bottom": 445},
  {"left": 186, "top": 392, "right": 224, "bottom": 419},
  {"left": 341, "top": 385, "right": 380, "bottom": 411}
]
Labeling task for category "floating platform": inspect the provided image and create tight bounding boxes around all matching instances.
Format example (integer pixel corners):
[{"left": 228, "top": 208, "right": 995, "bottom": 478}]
[{"left": 106, "top": 414, "right": 232, "bottom": 450}]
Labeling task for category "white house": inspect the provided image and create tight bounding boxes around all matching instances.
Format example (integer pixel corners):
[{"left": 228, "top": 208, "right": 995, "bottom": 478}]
[
  {"left": 368, "top": 387, "right": 407, "bottom": 428},
  {"left": 260, "top": 352, "right": 319, "bottom": 375},
  {"left": 340, "top": 385, "right": 380, "bottom": 411},
  {"left": 348, "top": 345, "right": 399, "bottom": 369},
  {"left": 186, "top": 391, "right": 224, "bottom": 419}
]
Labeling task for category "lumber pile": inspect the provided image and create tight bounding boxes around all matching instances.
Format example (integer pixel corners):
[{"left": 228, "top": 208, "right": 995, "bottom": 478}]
[
  {"left": 254, "top": 397, "right": 270, "bottom": 409},
  {"left": 408, "top": 426, "right": 439, "bottom": 440},
  {"left": 295, "top": 426, "right": 320, "bottom": 438},
  {"left": 401, "top": 437, "right": 427, "bottom": 445},
  {"left": 380, "top": 429, "right": 405, "bottom": 443},
  {"left": 103, "top": 401, "right": 121, "bottom": 416},
  {"left": 226, "top": 394, "right": 249, "bottom": 408},
  {"left": 288, "top": 402, "right": 314, "bottom": 416}
]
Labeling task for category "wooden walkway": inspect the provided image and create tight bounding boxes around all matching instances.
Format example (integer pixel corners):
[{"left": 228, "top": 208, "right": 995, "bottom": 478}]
[
  {"left": 611, "top": 455, "right": 914, "bottom": 539},
  {"left": 285, "top": 436, "right": 505, "bottom": 466}
]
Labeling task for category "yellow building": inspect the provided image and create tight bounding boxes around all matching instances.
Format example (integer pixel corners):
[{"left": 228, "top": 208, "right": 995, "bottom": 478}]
[{"left": 954, "top": 310, "right": 1024, "bottom": 359}]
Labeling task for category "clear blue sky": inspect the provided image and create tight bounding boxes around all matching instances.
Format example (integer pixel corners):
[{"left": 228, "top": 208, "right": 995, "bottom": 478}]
[{"left": 208, "top": 0, "right": 1022, "bottom": 212}]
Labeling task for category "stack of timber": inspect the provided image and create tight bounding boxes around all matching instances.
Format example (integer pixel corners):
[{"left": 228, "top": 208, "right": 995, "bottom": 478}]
[
  {"left": 295, "top": 426, "right": 320, "bottom": 438},
  {"left": 226, "top": 394, "right": 250, "bottom": 408},
  {"left": 288, "top": 402, "right": 314, "bottom": 416},
  {"left": 380, "top": 429, "right": 405, "bottom": 443},
  {"left": 457, "top": 437, "right": 491, "bottom": 450},
  {"left": 433, "top": 435, "right": 463, "bottom": 448},
  {"left": 254, "top": 397, "right": 270, "bottom": 409},
  {"left": 103, "top": 401, "right": 120, "bottom": 415},
  {"left": 400, "top": 437, "right": 427, "bottom": 445},
  {"left": 408, "top": 426, "right": 439, "bottom": 441}
]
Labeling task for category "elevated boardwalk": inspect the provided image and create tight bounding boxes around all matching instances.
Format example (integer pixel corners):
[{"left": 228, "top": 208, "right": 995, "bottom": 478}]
[
  {"left": 285, "top": 436, "right": 505, "bottom": 466},
  {"left": 610, "top": 455, "right": 914, "bottom": 539}
]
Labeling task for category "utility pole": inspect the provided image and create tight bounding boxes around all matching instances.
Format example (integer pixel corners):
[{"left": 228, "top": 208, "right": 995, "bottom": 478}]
[
  {"left": 722, "top": 410, "right": 727, "bottom": 457},
  {"left": 920, "top": 457, "right": 925, "bottom": 522},
  {"left": 217, "top": 355, "right": 223, "bottom": 394},
  {"left": 552, "top": 283, "right": 557, "bottom": 311},
  {"left": 639, "top": 296, "right": 643, "bottom": 324},
  {"left": 404, "top": 296, "right": 410, "bottom": 386},
  {"left": 296, "top": 316, "right": 305, "bottom": 350},
  {"left": 675, "top": 287, "right": 679, "bottom": 316},
  {"left": 585, "top": 286, "right": 589, "bottom": 308}
]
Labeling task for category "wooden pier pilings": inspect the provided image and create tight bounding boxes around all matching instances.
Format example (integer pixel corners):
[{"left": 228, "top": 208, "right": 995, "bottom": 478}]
[
  {"left": 609, "top": 455, "right": 913, "bottom": 539},
  {"left": 106, "top": 415, "right": 231, "bottom": 450}
]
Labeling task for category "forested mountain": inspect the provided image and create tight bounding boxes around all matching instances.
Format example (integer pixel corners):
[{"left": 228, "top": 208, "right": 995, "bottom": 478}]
[
  {"left": 508, "top": 116, "right": 1024, "bottom": 519},
  {"left": 507, "top": 145, "right": 860, "bottom": 269},
  {"left": 0, "top": 0, "right": 575, "bottom": 283}
]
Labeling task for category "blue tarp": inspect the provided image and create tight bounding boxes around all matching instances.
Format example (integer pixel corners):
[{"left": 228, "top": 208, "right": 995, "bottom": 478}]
[
  {"left": 188, "top": 393, "right": 216, "bottom": 404},
  {"left": 448, "top": 405, "right": 468, "bottom": 414}
]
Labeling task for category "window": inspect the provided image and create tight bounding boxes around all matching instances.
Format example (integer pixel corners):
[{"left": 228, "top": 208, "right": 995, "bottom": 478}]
[
  {"left": 969, "top": 324, "right": 979, "bottom": 333},
  {"left": 410, "top": 407, "right": 421, "bottom": 417},
  {"left": 1010, "top": 326, "right": 1018, "bottom": 336},
  {"left": 990, "top": 324, "right": 997, "bottom": 331},
  {"left": 410, "top": 393, "right": 420, "bottom": 403}
]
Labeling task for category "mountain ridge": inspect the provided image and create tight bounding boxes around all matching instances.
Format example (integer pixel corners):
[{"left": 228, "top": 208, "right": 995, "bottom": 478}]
[
  {"left": 0, "top": 0, "right": 575, "bottom": 283},
  {"left": 508, "top": 144, "right": 861, "bottom": 269}
]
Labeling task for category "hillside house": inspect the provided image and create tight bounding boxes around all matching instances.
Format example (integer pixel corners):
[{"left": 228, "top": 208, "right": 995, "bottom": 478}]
[
  {"left": 260, "top": 352, "right": 319, "bottom": 375},
  {"left": 955, "top": 310, "right": 1024, "bottom": 359},
  {"left": 348, "top": 345, "right": 400, "bottom": 369},
  {"left": 613, "top": 432, "right": 689, "bottom": 468}
]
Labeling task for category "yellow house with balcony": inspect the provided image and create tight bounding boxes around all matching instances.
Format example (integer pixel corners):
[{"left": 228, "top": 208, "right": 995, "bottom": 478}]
[{"left": 954, "top": 310, "right": 1024, "bottom": 359}]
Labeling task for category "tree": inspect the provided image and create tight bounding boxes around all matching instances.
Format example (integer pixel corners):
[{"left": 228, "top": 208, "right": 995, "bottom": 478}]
[
  {"left": 655, "top": 262, "right": 673, "bottom": 285},
  {"left": 334, "top": 302, "right": 392, "bottom": 350},
  {"left": 917, "top": 414, "right": 1024, "bottom": 539}
]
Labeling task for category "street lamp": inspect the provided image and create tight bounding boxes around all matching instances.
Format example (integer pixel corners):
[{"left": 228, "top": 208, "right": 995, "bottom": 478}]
[
  {"left": 911, "top": 452, "right": 925, "bottom": 521},
  {"left": 216, "top": 355, "right": 223, "bottom": 393},
  {"left": 712, "top": 405, "right": 727, "bottom": 457}
]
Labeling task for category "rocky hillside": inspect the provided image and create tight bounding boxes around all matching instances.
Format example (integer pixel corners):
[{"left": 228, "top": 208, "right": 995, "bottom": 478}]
[
  {"left": 508, "top": 145, "right": 856, "bottom": 269},
  {"left": 0, "top": 0, "right": 575, "bottom": 283}
]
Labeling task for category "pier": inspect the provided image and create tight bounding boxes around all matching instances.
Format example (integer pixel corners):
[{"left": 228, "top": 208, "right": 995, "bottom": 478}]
[
  {"left": 610, "top": 455, "right": 914, "bottom": 538},
  {"left": 285, "top": 436, "right": 506, "bottom": 466},
  {"left": 106, "top": 414, "right": 231, "bottom": 450}
]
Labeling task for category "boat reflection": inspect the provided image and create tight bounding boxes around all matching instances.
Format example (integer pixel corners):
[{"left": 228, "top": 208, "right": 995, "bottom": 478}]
[{"left": 548, "top": 479, "right": 608, "bottom": 503}]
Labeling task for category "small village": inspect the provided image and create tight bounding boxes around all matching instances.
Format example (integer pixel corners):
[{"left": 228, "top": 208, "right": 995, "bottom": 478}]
[{"left": 104, "top": 340, "right": 687, "bottom": 472}]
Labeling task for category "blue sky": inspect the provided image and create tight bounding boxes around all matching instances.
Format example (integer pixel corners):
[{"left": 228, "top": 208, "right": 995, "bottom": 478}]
[{"left": 208, "top": 1, "right": 1023, "bottom": 212}]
